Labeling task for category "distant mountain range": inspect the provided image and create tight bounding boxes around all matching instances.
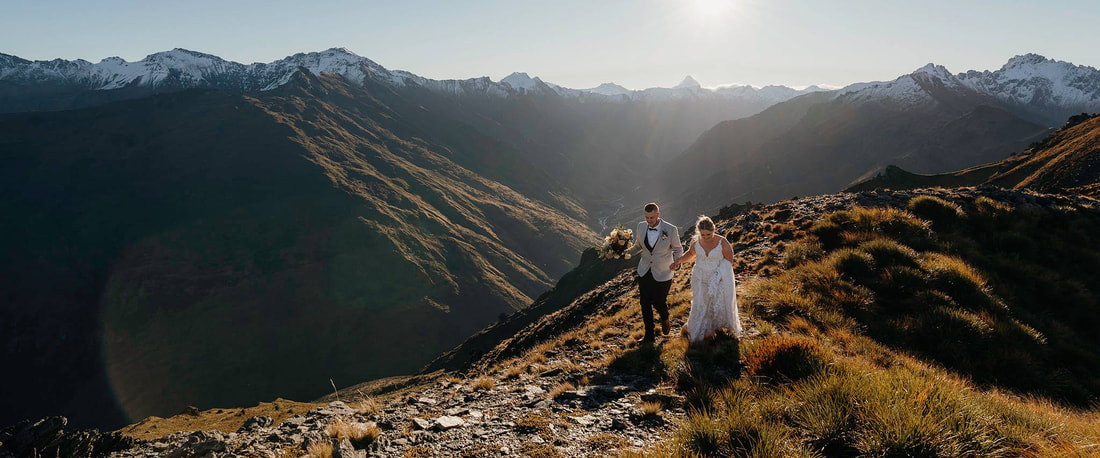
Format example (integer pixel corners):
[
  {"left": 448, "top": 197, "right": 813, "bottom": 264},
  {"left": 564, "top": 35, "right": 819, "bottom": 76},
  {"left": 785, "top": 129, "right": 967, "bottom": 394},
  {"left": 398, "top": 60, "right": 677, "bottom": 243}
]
[
  {"left": 654, "top": 54, "right": 1100, "bottom": 222},
  {"left": 2, "top": 47, "right": 1098, "bottom": 431},
  {"left": 0, "top": 47, "right": 827, "bottom": 113}
]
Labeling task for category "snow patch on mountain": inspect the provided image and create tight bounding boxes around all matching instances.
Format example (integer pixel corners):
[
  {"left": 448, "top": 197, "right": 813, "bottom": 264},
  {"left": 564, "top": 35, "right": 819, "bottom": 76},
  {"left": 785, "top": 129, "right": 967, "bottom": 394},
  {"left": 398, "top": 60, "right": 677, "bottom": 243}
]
[
  {"left": 836, "top": 54, "right": 1100, "bottom": 122},
  {"left": 0, "top": 48, "right": 830, "bottom": 106}
]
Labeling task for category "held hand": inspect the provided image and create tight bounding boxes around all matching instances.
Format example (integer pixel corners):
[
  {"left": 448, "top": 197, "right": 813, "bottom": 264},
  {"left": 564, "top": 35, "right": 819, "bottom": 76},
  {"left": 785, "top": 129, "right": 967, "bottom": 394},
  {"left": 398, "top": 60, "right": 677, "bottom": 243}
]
[{"left": 670, "top": 261, "right": 680, "bottom": 270}]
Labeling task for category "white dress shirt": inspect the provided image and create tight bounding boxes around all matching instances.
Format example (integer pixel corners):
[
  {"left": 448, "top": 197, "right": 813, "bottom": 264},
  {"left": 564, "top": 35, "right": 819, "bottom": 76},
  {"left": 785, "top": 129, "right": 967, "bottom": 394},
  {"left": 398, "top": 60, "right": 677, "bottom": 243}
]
[{"left": 646, "top": 222, "right": 660, "bottom": 247}]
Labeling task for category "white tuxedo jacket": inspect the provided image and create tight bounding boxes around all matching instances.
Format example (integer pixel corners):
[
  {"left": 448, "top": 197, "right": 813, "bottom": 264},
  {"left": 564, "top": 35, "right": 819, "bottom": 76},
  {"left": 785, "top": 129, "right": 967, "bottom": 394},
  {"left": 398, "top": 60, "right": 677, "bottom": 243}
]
[{"left": 627, "top": 220, "right": 684, "bottom": 282}]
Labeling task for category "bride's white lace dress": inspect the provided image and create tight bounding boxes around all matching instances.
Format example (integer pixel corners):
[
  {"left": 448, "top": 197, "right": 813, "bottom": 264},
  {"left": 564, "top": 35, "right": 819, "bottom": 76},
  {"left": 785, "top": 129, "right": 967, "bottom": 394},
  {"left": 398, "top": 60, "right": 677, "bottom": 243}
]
[{"left": 684, "top": 241, "right": 742, "bottom": 342}]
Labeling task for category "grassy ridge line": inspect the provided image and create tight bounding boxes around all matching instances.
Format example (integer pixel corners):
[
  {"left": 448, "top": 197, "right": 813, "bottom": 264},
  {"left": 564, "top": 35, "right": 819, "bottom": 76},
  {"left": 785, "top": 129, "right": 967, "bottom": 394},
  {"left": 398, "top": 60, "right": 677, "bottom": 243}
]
[{"left": 658, "top": 191, "right": 1100, "bottom": 456}]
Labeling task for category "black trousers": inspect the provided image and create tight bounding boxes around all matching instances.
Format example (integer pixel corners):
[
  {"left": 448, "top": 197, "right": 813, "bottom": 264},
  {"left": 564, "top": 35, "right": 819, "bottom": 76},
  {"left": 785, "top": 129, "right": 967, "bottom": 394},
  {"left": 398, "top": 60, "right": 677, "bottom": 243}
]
[{"left": 637, "top": 270, "right": 672, "bottom": 339}]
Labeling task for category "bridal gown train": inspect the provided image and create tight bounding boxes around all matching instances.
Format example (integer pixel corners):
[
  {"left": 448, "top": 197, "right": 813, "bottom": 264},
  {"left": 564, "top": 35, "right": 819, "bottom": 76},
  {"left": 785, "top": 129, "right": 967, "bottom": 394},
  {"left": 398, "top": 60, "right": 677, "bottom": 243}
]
[{"left": 684, "top": 241, "right": 742, "bottom": 342}]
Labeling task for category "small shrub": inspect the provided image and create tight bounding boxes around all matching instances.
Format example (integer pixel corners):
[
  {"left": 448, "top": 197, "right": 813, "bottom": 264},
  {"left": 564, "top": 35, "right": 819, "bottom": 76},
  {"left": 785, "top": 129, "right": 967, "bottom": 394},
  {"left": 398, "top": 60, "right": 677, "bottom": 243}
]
[
  {"left": 909, "top": 195, "right": 964, "bottom": 230},
  {"left": 744, "top": 335, "right": 829, "bottom": 382}
]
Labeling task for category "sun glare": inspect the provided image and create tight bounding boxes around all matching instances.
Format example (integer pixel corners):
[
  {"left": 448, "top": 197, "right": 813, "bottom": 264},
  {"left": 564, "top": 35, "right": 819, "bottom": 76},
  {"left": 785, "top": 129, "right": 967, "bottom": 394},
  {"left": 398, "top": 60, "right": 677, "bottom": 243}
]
[{"left": 690, "top": 0, "right": 736, "bottom": 17}]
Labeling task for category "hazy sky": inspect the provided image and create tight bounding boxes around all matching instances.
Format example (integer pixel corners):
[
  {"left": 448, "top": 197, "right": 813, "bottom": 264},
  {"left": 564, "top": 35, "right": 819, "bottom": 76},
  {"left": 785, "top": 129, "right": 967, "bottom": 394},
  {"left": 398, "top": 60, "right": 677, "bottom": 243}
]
[{"left": 2, "top": 0, "right": 1097, "bottom": 89}]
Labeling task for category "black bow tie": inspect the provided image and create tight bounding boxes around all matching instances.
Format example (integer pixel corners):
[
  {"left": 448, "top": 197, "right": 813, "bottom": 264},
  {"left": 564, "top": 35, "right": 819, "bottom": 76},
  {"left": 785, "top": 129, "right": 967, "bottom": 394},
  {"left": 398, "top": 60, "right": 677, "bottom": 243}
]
[{"left": 648, "top": 227, "right": 658, "bottom": 231}]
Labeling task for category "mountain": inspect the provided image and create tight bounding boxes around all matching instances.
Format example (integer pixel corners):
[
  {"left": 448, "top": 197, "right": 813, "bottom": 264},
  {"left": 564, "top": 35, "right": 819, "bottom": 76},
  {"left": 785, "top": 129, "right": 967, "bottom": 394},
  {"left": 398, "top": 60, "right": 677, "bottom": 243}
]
[
  {"left": 13, "top": 186, "right": 1100, "bottom": 457},
  {"left": 652, "top": 55, "right": 1100, "bottom": 222},
  {"left": 848, "top": 112, "right": 1100, "bottom": 196},
  {"left": 0, "top": 70, "right": 600, "bottom": 429},
  {"left": 0, "top": 48, "right": 825, "bottom": 113},
  {"left": 0, "top": 47, "right": 829, "bottom": 224},
  {"left": 957, "top": 54, "right": 1100, "bottom": 125}
]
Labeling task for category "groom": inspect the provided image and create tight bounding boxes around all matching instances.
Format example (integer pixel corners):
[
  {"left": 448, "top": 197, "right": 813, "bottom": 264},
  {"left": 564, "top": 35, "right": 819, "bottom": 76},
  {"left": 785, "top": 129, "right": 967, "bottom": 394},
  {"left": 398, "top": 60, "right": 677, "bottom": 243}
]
[{"left": 626, "top": 202, "right": 683, "bottom": 344}]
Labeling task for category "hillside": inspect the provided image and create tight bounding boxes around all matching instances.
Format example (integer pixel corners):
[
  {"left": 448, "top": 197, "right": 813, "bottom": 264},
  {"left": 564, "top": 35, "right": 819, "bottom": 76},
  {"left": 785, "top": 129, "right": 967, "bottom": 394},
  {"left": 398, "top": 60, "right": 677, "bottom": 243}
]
[
  {"left": 0, "top": 70, "right": 597, "bottom": 429},
  {"left": 654, "top": 88, "right": 1049, "bottom": 223},
  {"left": 14, "top": 186, "right": 1100, "bottom": 457},
  {"left": 849, "top": 113, "right": 1100, "bottom": 195}
]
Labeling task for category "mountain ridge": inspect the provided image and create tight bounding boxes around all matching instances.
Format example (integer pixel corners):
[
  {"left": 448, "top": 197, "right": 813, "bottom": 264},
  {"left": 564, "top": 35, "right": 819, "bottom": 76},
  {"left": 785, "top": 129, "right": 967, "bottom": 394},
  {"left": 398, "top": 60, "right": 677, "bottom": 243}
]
[{"left": 0, "top": 47, "right": 827, "bottom": 110}]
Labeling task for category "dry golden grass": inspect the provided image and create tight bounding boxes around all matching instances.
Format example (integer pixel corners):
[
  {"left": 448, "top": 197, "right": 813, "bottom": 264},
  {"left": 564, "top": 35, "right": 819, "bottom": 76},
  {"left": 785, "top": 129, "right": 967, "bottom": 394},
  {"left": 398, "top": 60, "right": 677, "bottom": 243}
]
[
  {"left": 326, "top": 419, "right": 381, "bottom": 446},
  {"left": 305, "top": 440, "right": 334, "bottom": 458},
  {"left": 470, "top": 377, "right": 495, "bottom": 391},
  {"left": 785, "top": 315, "right": 820, "bottom": 336},
  {"left": 403, "top": 446, "right": 433, "bottom": 458},
  {"left": 553, "top": 359, "right": 583, "bottom": 375},
  {"left": 549, "top": 382, "right": 576, "bottom": 399},
  {"left": 116, "top": 398, "right": 323, "bottom": 440},
  {"left": 502, "top": 364, "right": 525, "bottom": 380},
  {"left": 598, "top": 327, "right": 621, "bottom": 339},
  {"left": 586, "top": 432, "right": 630, "bottom": 451},
  {"left": 638, "top": 401, "right": 663, "bottom": 418},
  {"left": 356, "top": 396, "right": 380, "bottom": 416}
]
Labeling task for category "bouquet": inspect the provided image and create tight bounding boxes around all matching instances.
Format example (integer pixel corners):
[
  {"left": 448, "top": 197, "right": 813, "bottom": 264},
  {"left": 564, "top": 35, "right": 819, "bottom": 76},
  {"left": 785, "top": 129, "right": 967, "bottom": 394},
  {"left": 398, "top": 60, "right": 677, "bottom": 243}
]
[{"left": 597, "top": 224, "right": 634, "bottom": 260}]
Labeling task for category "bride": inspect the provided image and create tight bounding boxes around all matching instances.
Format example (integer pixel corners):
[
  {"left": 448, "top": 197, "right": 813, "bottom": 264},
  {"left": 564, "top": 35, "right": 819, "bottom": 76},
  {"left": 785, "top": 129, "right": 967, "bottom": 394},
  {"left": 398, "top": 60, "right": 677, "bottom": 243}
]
[{"left": 670, "top": 216, "right": 742, "bottom": 342}]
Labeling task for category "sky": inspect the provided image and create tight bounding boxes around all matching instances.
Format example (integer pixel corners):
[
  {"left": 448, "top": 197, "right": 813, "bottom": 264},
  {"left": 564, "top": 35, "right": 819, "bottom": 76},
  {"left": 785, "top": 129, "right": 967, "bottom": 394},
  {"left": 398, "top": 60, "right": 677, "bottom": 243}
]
[{"left": 2, "top": 0, "right": 1097, "bottom": 90}]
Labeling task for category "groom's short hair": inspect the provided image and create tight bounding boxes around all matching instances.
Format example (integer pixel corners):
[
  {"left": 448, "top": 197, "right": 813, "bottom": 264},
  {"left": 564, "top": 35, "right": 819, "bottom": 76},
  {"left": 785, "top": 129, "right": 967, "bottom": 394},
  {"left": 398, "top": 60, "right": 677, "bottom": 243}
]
[{"left": 644, "top": 202, "right": 659, "bottom": 213}]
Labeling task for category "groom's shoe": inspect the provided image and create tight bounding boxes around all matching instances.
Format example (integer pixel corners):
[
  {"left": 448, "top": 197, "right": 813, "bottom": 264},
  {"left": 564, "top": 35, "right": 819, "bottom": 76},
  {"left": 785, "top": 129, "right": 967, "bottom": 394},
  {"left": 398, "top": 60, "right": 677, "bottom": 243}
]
[
  {"left": 636, "top": 335, "right": 656, "bottom": 345},
  {"left": 661, "top": 317, "right": 671, "bottom": 336}
]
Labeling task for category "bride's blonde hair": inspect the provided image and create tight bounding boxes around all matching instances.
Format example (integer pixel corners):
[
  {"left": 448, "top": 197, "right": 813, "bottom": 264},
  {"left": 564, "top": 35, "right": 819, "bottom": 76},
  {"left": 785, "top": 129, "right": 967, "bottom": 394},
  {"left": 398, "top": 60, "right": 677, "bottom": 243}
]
[{"left": 692, "top": 216, "right": 716, "bottom": 244}]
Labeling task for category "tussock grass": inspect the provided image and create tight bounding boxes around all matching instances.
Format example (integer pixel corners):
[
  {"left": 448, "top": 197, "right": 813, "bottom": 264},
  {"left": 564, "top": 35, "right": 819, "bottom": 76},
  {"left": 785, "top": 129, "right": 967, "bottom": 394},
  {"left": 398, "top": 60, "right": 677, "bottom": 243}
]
[
  {"left": 549, "top": 382, "right": 576, "bottom": 399},
  {"left": 909, "top": 195, "right": 965, "bottom": 230},
  {"left": 356, "top": 396, "right": 380, "bottom": 416},
  {"left": 502, "top": 364, "right": 525, "bottom": 380},
  {"left": 586, "top": 433, "right": 629, "bottom": 451},
  {"left": 326, "top": 419, "right": 381, "bottom": 447},
  {"left": 743, "top": 335, "right": 828, "bottom": 383},
  {"left": 670, "top": 355, "right": 1100, "bottom": 457},
  {"left": 781, "top": 239, "right": 824, "bottom": 268},
  {"left": 638, "top": 401, "right": 663, "bottom": 418},
  {"left": 470, "top": 377, "right": 495, "bottom": 391},
  {"left": 305, "top": 440, "right": 334, "bottom": 458},
  {"left": 657, "top": 199, "right": 1100, "bottom": 457}
]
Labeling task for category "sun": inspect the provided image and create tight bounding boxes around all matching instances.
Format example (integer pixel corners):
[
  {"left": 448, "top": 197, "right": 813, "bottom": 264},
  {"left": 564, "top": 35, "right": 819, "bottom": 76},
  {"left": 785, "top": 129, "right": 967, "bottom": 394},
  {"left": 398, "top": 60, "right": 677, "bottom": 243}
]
[{"left": 690, "top": 0, "right": 736, "bottom": 17}]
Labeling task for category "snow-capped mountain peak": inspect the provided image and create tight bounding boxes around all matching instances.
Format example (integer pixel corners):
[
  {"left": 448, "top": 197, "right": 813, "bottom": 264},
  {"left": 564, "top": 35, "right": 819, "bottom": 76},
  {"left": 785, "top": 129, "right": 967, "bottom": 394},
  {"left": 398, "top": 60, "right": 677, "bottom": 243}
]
[
  {"left": 500, "top": 72, "right": 543, "bottom": 91},
  {"left": 1002, "top": 53, "right": 1051, "bottom": 69},
  {"left": 586, "top": 82, "right": 631, "bottom": 96},
  {"left": 0, "top": 47, "right": 826, "bottom": 106},
  {"left": 835, "top": 54, "right": 1100, "bottom": 125},
  {"left": 675, "top": 75, "right": 701, "bottom": 89},
  {"left": 912, "top": 63, "right": 954, "bottom": 80}
]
